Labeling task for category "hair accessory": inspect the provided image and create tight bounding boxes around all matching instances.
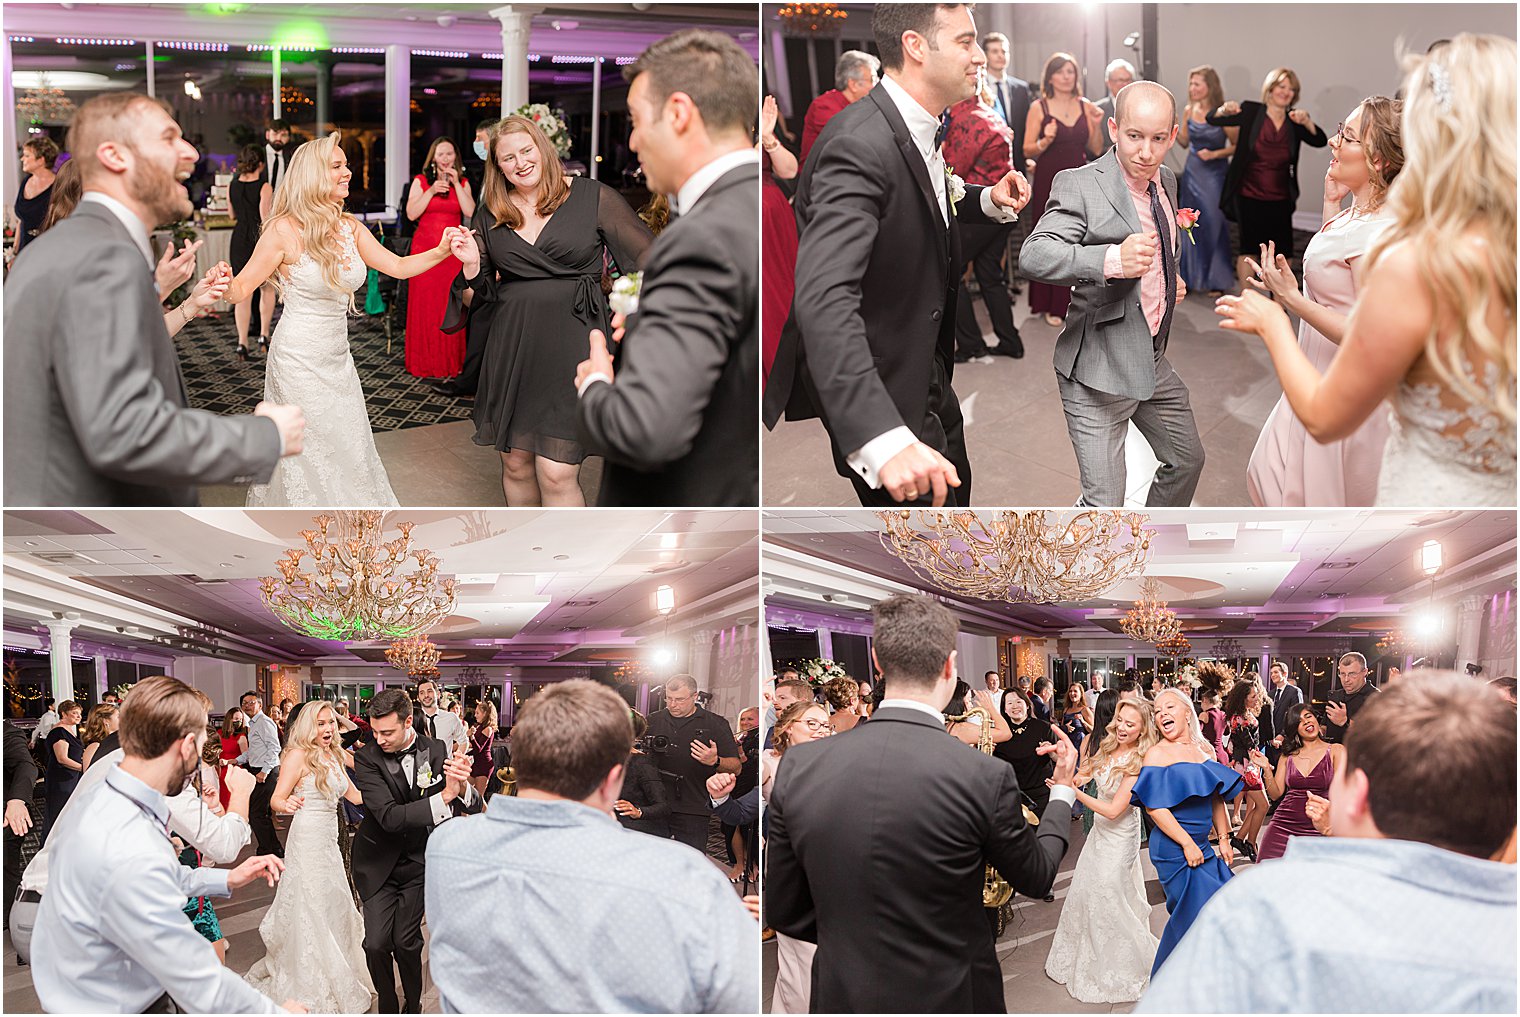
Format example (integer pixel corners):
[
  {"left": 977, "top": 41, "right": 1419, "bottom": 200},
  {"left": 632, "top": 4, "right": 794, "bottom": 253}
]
[{"left": 1427, "top": 60, "right": 1453, "bottom": 112}]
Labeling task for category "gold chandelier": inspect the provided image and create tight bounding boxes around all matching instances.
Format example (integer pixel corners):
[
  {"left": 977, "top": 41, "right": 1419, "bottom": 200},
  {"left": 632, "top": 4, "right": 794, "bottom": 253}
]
[
  {"left": 17, "top": 75, "right": 77, "bottom": 125},
  {"left": 876, "top": 510, "right": 1155, "bottom": 605},
  {"left": 259, "top": 512, "right": 457, "bottom": 641},
  {"left": 1156, "top": 632, "right": 1193, "bottom": 658},
  {"left": 778, "top": 2, "right": 848, "bottom": 36},
  {"left": 1119, "top": 577, "right": 1181, "bottom": 642},
  {"left": 386, "top": 634, "right": 441, "bottom": 677},
  {"left": 1212, "top": 637, "right": 1244, "bottom": 660}
]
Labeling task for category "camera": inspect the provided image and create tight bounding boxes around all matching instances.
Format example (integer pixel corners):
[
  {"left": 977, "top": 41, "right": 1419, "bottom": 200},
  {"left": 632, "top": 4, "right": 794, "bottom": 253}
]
[{"left": 636, "top": 733, "right": 671, "bottom": 754}]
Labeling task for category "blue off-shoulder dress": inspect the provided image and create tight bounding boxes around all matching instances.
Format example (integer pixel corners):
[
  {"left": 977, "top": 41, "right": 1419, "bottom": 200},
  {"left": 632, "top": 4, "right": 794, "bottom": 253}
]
[{"left": 1130, "top": 760, "right": 1244, "bottom": 975}]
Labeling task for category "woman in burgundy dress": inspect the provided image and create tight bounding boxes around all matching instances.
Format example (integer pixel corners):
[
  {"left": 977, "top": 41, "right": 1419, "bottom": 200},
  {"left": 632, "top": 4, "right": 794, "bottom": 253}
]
[
  {"left": 469, "top": 700, "right": 497, "bottom": 797},
  {"left": 1250, "top": 702, "right": 1343, "bottom": 861},
  {"left": 1023, "top": 52, "right": 1106, "bottom": 326},
  {"left": 760, "top": 95, "right": 798, "bottom": 388},
  {"left": 404, "top": 137, "right": 476, "bottom": 378}
]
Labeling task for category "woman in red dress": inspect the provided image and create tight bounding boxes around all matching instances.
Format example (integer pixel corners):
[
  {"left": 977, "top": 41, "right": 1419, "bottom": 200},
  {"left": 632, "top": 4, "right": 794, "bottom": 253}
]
[
  {"left": 405, "top": 137, "right": 476, "bottom": 378},
  {"left": 760, "top": 96, "right": 798, "bottom": 387},
  {"left": 217, "top": 708, "right": 248, "bottom": 811}
]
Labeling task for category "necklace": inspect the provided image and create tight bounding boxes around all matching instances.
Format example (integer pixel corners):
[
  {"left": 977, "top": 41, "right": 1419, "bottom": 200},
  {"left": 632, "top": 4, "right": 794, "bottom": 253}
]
[{"left": 1010, "top": 721, "right": 1028, "bottom": 736}]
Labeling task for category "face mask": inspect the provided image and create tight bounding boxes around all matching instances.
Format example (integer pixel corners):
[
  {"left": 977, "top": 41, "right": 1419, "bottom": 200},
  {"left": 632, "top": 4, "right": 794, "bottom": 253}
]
[{"left": 473, "top": 140, "right": 489, "bottom": 161}]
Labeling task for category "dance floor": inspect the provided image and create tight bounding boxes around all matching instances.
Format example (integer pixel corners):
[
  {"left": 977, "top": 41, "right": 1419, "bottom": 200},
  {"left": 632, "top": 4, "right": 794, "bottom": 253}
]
[{"left": 760, "top": 817, "right": 1262, "bottom": 1014}]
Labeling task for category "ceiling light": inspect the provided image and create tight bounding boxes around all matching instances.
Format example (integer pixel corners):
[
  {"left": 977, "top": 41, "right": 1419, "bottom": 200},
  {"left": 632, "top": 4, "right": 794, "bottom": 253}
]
[{"left": 1419, "top": 540, "right": 1443, "bottom": 576}]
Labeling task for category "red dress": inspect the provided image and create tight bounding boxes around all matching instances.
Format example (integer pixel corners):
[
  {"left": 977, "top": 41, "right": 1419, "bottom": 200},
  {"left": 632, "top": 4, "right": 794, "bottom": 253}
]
[
  {"left": 761, "top": 158, "right": 797, "bottom": 388},
  {"left": 405, "top": 174, "right": 466, "bottom": 378},
  {"left": 217, "top": 733, "right": 243, "bottom": 810}
]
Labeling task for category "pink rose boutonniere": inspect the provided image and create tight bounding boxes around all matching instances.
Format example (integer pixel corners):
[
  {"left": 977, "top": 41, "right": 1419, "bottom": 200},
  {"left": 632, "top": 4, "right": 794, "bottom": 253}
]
[{"left": 1176, "top": 208, "right": 1201, "bottom": 245}]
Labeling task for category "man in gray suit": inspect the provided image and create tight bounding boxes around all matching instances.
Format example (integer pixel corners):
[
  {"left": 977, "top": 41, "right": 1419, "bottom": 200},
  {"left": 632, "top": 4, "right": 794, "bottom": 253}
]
[
  {"left": 1022, "top": 80, "right": 1203, "bottom": 507},
  {"left": 4, "top": 92, "right": 303, "bottom": 506}
]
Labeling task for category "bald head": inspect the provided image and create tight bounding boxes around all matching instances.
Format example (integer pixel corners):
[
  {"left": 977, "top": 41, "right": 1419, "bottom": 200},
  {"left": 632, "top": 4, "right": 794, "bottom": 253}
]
[
  {"left": 1110, "top": 80, "right": 1178, "bottom": 181},
  {"left": 1114, "top": 80, "right": 1176, "bottom": 128}
]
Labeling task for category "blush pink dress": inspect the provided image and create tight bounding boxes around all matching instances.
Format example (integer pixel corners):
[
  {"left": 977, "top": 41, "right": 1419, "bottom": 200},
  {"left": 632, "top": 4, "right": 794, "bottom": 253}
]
[{"left": 1246, "top": 209, "right": 1395, "bottom": 506}]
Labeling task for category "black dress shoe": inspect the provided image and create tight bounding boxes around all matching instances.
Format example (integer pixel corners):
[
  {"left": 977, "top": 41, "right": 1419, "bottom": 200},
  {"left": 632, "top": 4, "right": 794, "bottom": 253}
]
[
  {"left": 426, "top": 378, "right": 473, "bottom": 397},
  {"left": 954, "top": 347, "right": 991, "bottom": 363},
  {"left": 990, "top": 340, "right": 1024, "bottom": 359}
]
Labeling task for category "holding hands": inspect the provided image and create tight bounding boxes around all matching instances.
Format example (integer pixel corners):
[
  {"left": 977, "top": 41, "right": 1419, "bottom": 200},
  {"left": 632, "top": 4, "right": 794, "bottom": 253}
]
[
  {"left": 448, "top": 227, "right": 481, "bottom": 275},
  {"left": 575, "top": 328, "right": 616, "bottom": 390},
  {"left": 1035, "top": 724, "right": 1080, "bottom": 787},
  {"left": 186, "top": 262, "right": 232, "bottom": 313}
]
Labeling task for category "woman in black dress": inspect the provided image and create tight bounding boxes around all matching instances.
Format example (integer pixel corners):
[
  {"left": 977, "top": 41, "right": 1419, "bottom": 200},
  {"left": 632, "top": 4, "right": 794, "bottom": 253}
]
[
  {"left": 42, "top": 700, "right": 84, "bottom": 839},
  {"left": 614, "top": 711, "right": 671, "bottom": 837},
  {"left": 447, "top": 114, "right": 652, "bottom": 506},
  {"left": 228, "top": 144, "right": 274, "bottom": 360},
  {"left": 15, "top": 136, "right": 61, "bottom": 256}
]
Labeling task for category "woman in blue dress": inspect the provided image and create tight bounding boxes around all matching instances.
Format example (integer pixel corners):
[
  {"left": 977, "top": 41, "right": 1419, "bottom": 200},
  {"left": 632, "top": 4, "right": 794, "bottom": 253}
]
[
  {"left": 1178, "top": 66, "right": 1238, "bottom": 294},
  {"left": 1130, "top": 686, "right": 1243, "bottom": 975}
]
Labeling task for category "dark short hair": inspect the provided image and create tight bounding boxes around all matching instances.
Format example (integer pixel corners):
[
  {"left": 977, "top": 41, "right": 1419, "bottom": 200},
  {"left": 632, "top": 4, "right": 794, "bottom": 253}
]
[
  {"left": 1489, "top": 675, "right": 1518, "bottom": 700},
  {"left": 980, "top": 31, "right": 1008, "bottom": 49},
  {"left": 44, "top": 698, "right": 55, "bottom": 708},
  {"left": 873, "top": 3, "right": 970, "bottom": 73},
  {"left": 984, "top": 670, "right": 999, "bottom": 680},
  {"left": 623, "top": 29, "right": 756, "bottom": 137},
  {"left": 475, "top": 117, "right": 500, "bottom": 136},
  {"left": 266, "top": 117, "right": 289, "bottom": 133},
  {"left": 1346, "top": 671, "right": 1516, "bottom": 858},
  {"left": 1033, "top": 676, "right": 1053, "bottom": 695},
  {"left": 513, "top": 681, "right": 633, "bottom": 800},
  {"left": 368, "top": 689, "right": 415, "bottom": 724},
  {"left": 871, "top": 593, "right": 958, "bottom": 692},
  {"left": 23, "top": 136, "right": 60, "bottom": 170},
  {"left": 239, "top": 690, "right": 259, "bottom": 704}
]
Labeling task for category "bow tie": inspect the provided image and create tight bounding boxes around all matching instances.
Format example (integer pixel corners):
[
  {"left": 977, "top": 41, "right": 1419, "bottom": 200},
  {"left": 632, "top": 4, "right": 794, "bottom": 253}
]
[
  {"left": 384, "top": 742, "right": 420, "bottom": 761},
  {"left": 933, "top": 111, "right": 952, "bottom": 150}
]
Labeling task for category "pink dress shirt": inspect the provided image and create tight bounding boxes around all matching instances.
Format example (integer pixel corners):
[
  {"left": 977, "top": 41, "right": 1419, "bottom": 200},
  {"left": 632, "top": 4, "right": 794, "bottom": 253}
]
[{"left": 1102, "top": 169, "right": 1178, "bottom": 336}]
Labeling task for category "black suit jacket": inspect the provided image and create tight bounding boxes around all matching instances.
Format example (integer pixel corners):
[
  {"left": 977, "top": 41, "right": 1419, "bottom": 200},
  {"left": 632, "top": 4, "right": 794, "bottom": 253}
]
[
  {"left": 766, "top": 706, "right": 1071, "bottom": 1013},
  {"left": 990, "top": 75, "right": 1034, "bottom": 165},
  {"left": 1205, "top": 100, "right": 1328, "bottom": 220},
  {"left": 5, "top": 723, "right": 38, "bottom": 806},
  {"left": 763, "top": 83, "right": 1002, "bottom": 470},
  {"left": 349, "top": 734, "right": 480, "bottom": 900},
  {"left": 578, "top": 163, "right": 758, "bottom": 506}
]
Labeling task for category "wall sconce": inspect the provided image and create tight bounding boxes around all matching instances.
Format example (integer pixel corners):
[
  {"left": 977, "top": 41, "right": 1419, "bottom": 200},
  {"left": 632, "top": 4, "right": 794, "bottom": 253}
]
[{"left": 655, "top": 586, "right": 675, "bottom": 615}]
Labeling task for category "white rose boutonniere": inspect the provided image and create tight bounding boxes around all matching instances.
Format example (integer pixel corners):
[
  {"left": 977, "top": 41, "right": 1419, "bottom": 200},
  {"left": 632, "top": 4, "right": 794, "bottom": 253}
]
[
  {"left": 609, "top": 272, "right": 642, "bottom": 317},
  {"left": 946, "top": 167, "right": 967, "bottom": 217},
  {"left": 414, "top": 757, "right": 442, "bottom": 790}
]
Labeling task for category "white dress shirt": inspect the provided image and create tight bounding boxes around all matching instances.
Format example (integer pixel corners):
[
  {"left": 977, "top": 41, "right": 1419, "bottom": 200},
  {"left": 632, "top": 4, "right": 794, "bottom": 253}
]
[
  {"left": 30, "top": 709, "right": 58, "bottom": 747},
  {"left": 22, "top": 751, "right": 251, "bottom": 895},
  {"left": 265, "top": 144, "right": 288, "bottom": 190},
  {"left": 417, "top": 707, "right": 468, "bottom": 754},
  {"left": 31, "top": 766, "right": 284, "bottom": 1013},
  {"left": 847, "top": 75, "right": 1020, "bottom": 489},
  {"left": 239, "top": 709, "right": 282, "bottom": 772}
]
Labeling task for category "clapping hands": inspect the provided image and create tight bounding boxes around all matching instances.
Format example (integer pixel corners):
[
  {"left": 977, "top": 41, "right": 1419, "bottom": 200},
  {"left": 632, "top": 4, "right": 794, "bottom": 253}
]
[{"left": 441, "top": 749, "right": 473, "bottom": 803}]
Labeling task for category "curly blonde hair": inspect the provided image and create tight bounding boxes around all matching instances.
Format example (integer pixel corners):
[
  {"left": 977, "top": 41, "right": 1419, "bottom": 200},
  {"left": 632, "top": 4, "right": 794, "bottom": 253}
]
[
  {"left": 1363, "top": 34, "right": 1516, "bottom": 428},
  {"left": 281, "top": 700, "right": 344, "bottom": 801},
  {"left": 264, "top": 131, "right": 361, "bottom": 312}
]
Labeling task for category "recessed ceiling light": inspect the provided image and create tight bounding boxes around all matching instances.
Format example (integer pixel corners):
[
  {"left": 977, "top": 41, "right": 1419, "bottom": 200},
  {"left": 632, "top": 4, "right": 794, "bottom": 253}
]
[{"left": 553, "top": 554, "right": 569, "bottom": 561}]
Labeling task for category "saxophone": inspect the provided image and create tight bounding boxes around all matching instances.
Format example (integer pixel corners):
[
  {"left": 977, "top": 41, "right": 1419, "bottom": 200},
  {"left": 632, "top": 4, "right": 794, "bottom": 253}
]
[{"left": 949, "top": 705, "right": 1015, "bottom": 909}]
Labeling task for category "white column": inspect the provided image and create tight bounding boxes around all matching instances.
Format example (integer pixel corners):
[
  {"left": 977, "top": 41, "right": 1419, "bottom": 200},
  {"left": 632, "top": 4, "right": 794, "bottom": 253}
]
[
  {"left": 1455, "top": 595, "right": 1487, "bottom": 674},
  {"left": 490, "top": 5, "right": 544, "bottom": 114},
  {"left": 2, "top": 32, "right": 14, "bottom": 234},
  {"left": 94, "top": 654, "right": 109, "bottom": 702},
  {"left": 144, "top": 40, "right": 155, "bottom": 98},
  {"left": 45, "top": 620, "right": 78, "bottom": 706},
  {"left": 273, "top": 49, "right": 282, "bottom": 118},
  {"left": 816, "top": 628, "right": 834, "bottom": 661},
  {"left": 688, "top": 629, "right": 714, "bottom": 690},
  {"left": 384, "top": 44, "right": 411, "bottom": 221},
  {"left": 589, "top": 57, "right": 602, "bottom": 179}
]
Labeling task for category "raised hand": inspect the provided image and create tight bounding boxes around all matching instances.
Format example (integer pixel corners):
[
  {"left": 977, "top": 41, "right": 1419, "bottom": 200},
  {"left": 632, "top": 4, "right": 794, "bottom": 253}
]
[
  {"left": 1324, "top": 163, "right": 1351, "bottom": 206},
  {"left": 155, "top": 238, "right": 203, "bottom": 295},
  {"left": 707, "top": 771, "right": 737, "bottom": 799},
  {"left": 1303, "top": 791, "right": 1332, "bottom": 835},
  {"left": 761, "top": 94, "right": 780, "bottom": 144},
  {"left": 1082, "top": 97, "right": 1105, "bottom": 125},
  {"left": 255, "top": 402, "right": 306, "bottom": 457},
  {"left": 1214, "top": 289, "right": 1289, "bottom": 337},
  {"left": 1287, "top": 107, "right": 1312, "bottom": 129},
  {"left": 1040, "top": 118, "right": 1058, "bottom": 144},
  {"left": 1037, "top": 723, "right": 1081, "bottom": 786},
  {"left": 575, "top": 328, "right": 616, "bottom": 390},
  {"left": 1248, "top": 748, "right": 1270, "bottom": 770},
  {"left": 227, "top": 854, "right": 285, "bottom": 890},
  {"left": 878, "top": 442, "right": 961, "bottom": 506},
  {"left": 1118, "top": 231, "right": 1159, "bottom": 277},
  {"left": 449, "top": 228, "right": 481, "bottom": 276},
  {"left": 443, "top": 750, "right": 473, "bottom": 786},
  {"left": 989, "top": 167, "right": 1032, "bottom": 213},
  {"left": 1218, "top": 100, "right": 1242, "bottom": 117},
  {"left": 1244, "top": 241, "right": 1297, "bottom": 302}
]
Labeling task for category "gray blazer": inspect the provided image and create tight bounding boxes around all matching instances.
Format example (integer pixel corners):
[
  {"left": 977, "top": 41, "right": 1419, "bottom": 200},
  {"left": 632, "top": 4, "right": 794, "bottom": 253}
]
[
  {"left": 1021, "top": 149, "right": 1181, "bottom": 401},
  {"left": 3, "top": 201, "right": 281, "bottom": 505}
]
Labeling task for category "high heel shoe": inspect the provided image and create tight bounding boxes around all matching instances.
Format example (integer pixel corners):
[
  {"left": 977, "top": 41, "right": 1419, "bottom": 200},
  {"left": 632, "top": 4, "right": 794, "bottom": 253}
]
[
  {"left": 257, "top": 336, "right": 269, "bottom": 356},
  {"left": 235, "top": 344, "right": 249, "bottom": 362}
]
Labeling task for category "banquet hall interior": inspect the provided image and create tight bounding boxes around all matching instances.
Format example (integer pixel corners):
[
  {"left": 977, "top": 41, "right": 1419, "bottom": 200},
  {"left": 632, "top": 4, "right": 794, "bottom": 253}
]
[
  {"left": 1, "top": 1, "right": 759, "bottom": 506},
  {"left": 2, "top": 507, "right": 760, "bottom": 1014},
  {"left": 760, "top": 507, "right": 1517, "bottom": 1012},
  {"left": 759, "top": 1, "right": 1517, "bottom": 506}
]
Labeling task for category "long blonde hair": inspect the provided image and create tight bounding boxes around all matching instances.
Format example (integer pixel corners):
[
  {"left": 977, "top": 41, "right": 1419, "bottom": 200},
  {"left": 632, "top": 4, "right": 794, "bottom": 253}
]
[
  {"left": 480, "top": 115, "right": 572, "bottom": 230},
  {"left": 264, "top": 130, "right": 361, "bottom": 310},
  {"left": 1363, "top": 33, "right": 1517, "bottom": 427},
  {"left": 1086, "top": 699, "right": 1158, "bottom": 780},
  {"left": 1154, "top": 687, "right": 1215, "bottom": 758},
  {"left": 282, "top": 701, "right": 343, "bottom": 800}
]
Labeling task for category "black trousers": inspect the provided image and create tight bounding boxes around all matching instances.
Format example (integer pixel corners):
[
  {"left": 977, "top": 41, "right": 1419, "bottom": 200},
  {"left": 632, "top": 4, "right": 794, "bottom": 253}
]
[
  {"left": 248, "top": 770, "right": 282, "bottom": 857},
  {"left": 847, "top": 357, "right": 973, "bottom": 507},
  {"left": 667, "top": 811, "right": 712, "bottom": 854},
  {"left": 3, "top": 825, "right": 23, "bottom": 929},
  {"left": 362, "top": 861, "right": 427, "bottom": 1013},
  {"left": 954, "top": 221, "right": 1023, "bottom": 355}
]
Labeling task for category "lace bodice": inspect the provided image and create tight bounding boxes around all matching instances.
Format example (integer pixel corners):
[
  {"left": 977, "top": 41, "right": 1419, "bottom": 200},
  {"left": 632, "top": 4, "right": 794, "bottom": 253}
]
[
  {"left": 1380, "top": 358, "right": 1517, "bottom": 506},
  {"left": 289, "top": 758, "right": 347, "bottom": 825},
  {"left": 280, "top": 228, "right": 367, "bottom": 319}
]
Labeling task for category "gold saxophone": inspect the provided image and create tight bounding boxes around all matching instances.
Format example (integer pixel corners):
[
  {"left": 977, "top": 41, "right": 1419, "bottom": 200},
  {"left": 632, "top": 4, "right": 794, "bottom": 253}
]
[
  {"left": 948, "top": 705, "right": 1015, "bottom": 908},
  {"left": 494, "top": 765, "right": 518, "bottom": 797}
]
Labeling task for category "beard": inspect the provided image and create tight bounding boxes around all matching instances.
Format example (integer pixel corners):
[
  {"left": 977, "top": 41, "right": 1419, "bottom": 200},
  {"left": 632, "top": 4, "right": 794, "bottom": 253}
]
[
  {"left": 128, "top": 152, "right": 192, "bottom": 227},
  {"left": 268, "top": 138, "right": 287, "bottom": 151}
]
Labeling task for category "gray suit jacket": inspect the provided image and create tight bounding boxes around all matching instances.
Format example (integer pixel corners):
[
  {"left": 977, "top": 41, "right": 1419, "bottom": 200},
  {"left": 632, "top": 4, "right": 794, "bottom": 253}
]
[
  {"left": 1021, "top": 149, "right": 1181, "bottom": 401},
  {"left": 3, "top": 201, "right": 281, "bottom": 505}
]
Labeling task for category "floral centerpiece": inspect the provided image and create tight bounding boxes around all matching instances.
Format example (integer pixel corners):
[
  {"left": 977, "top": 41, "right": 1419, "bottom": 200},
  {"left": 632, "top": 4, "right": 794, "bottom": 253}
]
[
  {"left": 512, "top": 102, "right": 572, "bottom": 158},
  {"left": 786, "top": 657, "right": 852, "bottom": 690}
]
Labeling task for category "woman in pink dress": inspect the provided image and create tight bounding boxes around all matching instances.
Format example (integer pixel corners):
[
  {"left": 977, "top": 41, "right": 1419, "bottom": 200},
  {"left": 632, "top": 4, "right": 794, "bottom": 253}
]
[
  {"left": 1244, "top": 97, "right": 1404, "bottom": 505},
  {"left": 404, "top": 137, "right": 475, "bottom": 378}
]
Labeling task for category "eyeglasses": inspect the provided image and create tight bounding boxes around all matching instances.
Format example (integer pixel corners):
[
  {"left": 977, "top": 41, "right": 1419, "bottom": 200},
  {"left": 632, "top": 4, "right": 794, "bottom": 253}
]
[
  {"left": 798, "top": 719, "right": 832, "bottom": 734},
  {"left": 1333, "top": 123, "right": 1363, "bottom": 145}
]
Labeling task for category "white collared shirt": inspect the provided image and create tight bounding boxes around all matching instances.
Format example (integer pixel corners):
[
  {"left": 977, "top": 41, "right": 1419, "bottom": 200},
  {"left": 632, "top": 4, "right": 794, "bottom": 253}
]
[
  {"left": 265, "top": 144, "right": 288, "bottom": 190},
  {"left": 673, "top": 147, "right": 759, "bottom": 217},
  {"left": 80, "top": 192, "right": 156, "bottom": 274}
]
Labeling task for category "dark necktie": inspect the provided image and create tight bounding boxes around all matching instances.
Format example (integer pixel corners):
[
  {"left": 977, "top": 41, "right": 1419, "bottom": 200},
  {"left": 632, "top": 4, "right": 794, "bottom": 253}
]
[
  {"left": 996, "top": 81, "right": 1008, "bottom": 121},
  {"left": 421, "top": 712, "right": 434, "bottom": 740},
  {"left": 1147, "top": 179, "right": 1176, "bottom": 351},
  {"left": 933, "top": 111, "right": 951, "bottom": 150}
]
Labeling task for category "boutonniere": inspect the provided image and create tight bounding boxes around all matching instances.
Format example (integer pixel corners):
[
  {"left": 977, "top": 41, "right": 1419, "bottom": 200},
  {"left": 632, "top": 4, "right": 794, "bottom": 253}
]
[
  {"left": 945, "top": 167, "right": 967, "bottom": 217},
  {"left": 414, "top": 757, "right": 442, "bottom": 790},
  {"left": 609, "top": 272, "right": 642, "bottom": 317},
  {"left": 1175, "top": 207, "right": 1201, "bottom": 245}
]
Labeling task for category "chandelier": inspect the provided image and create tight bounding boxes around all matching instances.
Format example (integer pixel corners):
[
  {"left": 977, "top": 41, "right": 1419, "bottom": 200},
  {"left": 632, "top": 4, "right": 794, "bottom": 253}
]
[
  {"left": 1156, "top": 633, "right": 1193, "bottom": 658},
  {"left": 471, "top": 92, "right": 502, "bottom": 110},
  {"left": 876, "top": 510, "right": 1155, "bottom": 604},
  {"left": 17, "top": 76, "right": 77, "bottom": 125},
  {"left": 385, "top": 634, "right": 441, "bottom": 677},
  {"left": 778, "top": 2, "right": 848, "bottom": 36},
  {"left": 259, "top": 512, "right": 458, "bottom": 641},
  {"left": 280, "top": 84, "right": 313, "bottom": 108},
  {"left": 1119, "top": 577, "right": 1181, "bottom": 642},
  {"left": 1212, "top": 637, "right": 1243, "bottom": 660}
]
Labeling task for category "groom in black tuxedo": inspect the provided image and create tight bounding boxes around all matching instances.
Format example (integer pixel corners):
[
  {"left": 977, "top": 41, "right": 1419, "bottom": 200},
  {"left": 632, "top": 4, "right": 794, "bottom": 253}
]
[
  {"left": 766, "top": 594, "right": 1079, "bottom": 1013},
  {"left": 763, "top": 3, "right": 1032, "bottom": 507},
  {"left": 351, "top": 690, "right": 481, "bottom": 1014}
]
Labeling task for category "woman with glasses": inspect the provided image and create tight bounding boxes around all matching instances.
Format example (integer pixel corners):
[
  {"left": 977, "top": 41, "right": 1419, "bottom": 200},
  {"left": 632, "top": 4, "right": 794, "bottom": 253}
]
[
  {"left": 1243, "top": 97, "right": 1404, "bottom": 506},
  {"left": 763, "top": 700, "right": 832, "bottom": 1013},
  {"left": 1207, "top": 67, "right": 1329, "bottom": 292}
]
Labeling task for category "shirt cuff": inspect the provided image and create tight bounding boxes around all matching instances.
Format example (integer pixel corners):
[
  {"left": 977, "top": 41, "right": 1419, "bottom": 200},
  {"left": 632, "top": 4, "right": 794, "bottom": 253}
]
[
  {"left": 577, "top": 372, "right": 612, "bottom": 397},
  {"left": 979, "top": 187, "right": 1019, "bottom": 224},
  {"left": 429, "top": 792, "right": 452, "bottom": 826},
  {"left": 1048, "top": 784, "right": 1077, "bottom": 808},
  {"left": 1103, "top": 244, "right": 1123, "bottom": 280},
  {"left": 845, "top": 426, "right": 917, "bottom": 489},
  {"left": 200, "top": 868, "right": 232, "bottom": 899},
  {"left": 710, "top": 794, "right": 731, "bottom": 807}
]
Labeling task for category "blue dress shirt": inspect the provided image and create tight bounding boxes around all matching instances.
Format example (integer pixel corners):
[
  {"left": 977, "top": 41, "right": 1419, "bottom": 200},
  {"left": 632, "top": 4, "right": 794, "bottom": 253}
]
[
  {"left": 425, "top": 795, "right": 758, "bottom": 1013},
  {"left": 30, "top": 766, "right": 283, "bottom": 1013}
]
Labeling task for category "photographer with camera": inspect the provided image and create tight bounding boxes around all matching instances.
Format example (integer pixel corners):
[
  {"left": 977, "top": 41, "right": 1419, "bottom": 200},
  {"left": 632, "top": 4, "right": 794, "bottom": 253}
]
[
  {"left": 1325, "top": 652, "right": 1379, "bottom": 743},
  {"left": 615, "top": 710, "right": 671, "bottom": 837},
  {"left": 645, "top": 674, "right": 739, "bottom": 853}
]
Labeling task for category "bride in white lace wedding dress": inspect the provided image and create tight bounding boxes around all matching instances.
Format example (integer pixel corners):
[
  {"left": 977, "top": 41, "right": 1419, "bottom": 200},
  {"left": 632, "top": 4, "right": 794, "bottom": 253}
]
[
  {"left": 220, "top": 131, "right": 467, "bottom": 506},
  {"left": 1045, "top": 700, "right": 1160, "bottom": 1004},
  {"left": 244, "top": 703, "right": 375, "bottom": 1013}
]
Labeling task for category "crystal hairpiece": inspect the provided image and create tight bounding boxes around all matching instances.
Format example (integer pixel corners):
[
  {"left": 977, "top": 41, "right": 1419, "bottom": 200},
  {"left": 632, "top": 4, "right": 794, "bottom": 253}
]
[{"left": 1428, "top": 60, "right": 1453, "bottom": 111}]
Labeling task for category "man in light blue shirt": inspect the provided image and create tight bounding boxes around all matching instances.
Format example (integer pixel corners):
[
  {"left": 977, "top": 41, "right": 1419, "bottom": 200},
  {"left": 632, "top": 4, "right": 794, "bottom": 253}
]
[
  {"left": 1138, "top": 671, "right": 1516, "bottom": 1013},
  {"left": 425, "top": 680, "right": 757, "bottom": 1013},
  {"left": 238, "top": 689, "right": 285, "bottom": 856},
  {"left": 32, "top": 675, "right": 303, "bottom": 1013}
]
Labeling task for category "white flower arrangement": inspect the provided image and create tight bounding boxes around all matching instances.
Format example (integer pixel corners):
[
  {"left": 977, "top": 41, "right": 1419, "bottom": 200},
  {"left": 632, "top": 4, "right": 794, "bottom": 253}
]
[
  {"left": 945, "top": 167, "right": 967, "bottom": 216},
  {"left": 609, "top": 272, "right": 642, "bottom": 317},
  {"left": 1175, "top": 664, "right": 1201, "bottom": 689},
  {"left": 513, "top": 102, "right": 572, "bottom": 159},
  {"left": 793, "top": 658, "right": 851, "bottom": 689}
]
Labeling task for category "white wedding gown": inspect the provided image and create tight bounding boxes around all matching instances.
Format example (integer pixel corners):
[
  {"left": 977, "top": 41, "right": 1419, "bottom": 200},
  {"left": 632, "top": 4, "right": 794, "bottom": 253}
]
[
  {"left": 1376, "top": 358, "right": 1517, "bottom": 506},
  {"left": 244, "top": 763, "right": 376, "bottom": 1013},
  {"left": 1044, "top": 759, "right": 1159, "bottom": 1004},
  {"left": 247, "top": 224, "right": 399, "bottom": 507}
]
